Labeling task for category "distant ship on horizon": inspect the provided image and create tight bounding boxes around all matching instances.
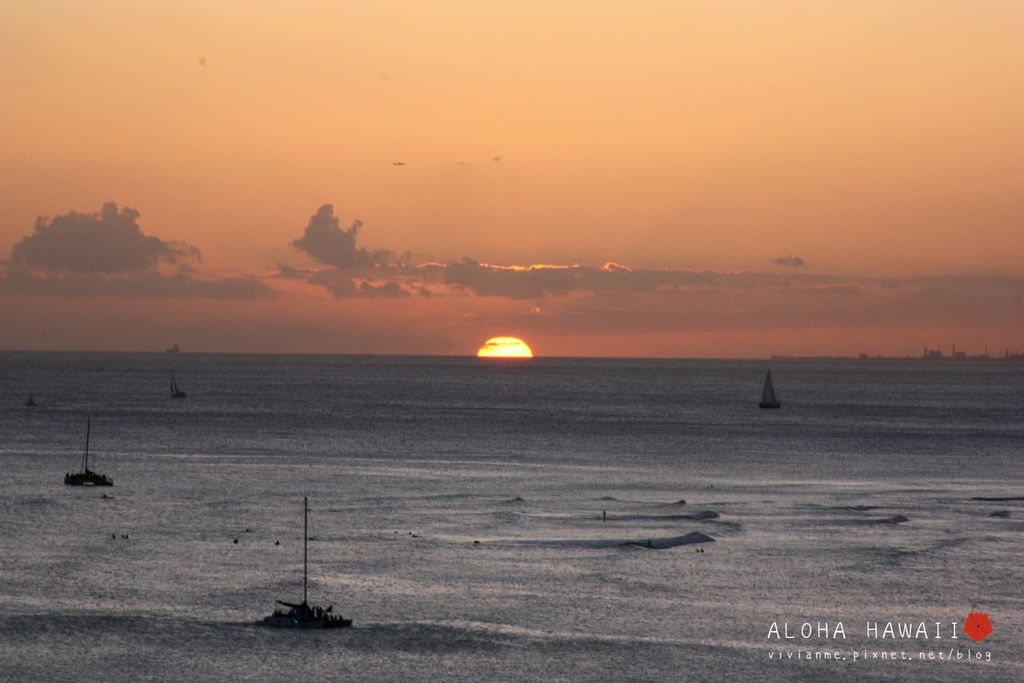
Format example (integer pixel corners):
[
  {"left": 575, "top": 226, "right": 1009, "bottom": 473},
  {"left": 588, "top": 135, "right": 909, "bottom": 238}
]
[{"left": 165, "top": 344, "right": 181, "bottom": 353}]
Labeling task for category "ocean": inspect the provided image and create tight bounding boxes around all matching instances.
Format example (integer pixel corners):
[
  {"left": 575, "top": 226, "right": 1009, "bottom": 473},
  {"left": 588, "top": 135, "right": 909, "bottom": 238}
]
[{"left": 1, "top": 352, "right": 1021, "bottom": 682}]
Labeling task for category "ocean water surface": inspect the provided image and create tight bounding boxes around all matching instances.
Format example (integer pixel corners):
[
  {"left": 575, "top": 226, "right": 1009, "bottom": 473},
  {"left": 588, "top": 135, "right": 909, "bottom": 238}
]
[{"left": 1, "top": 353, "right": 1021, "bottom": 681}]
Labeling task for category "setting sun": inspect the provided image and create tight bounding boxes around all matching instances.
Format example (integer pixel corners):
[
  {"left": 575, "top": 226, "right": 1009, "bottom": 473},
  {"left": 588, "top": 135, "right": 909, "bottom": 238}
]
[{"left": 477, "top": 337, "right": 534, "bottom": 359}]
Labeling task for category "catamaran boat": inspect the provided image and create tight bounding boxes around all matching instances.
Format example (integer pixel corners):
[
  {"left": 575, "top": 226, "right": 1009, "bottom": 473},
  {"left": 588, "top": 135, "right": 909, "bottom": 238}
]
[
  {"left": 64, "top": 418, "right": 113, "bottom": 486},
  {"left": 261, "top": 497, "right": 352, "bottom": 629}
]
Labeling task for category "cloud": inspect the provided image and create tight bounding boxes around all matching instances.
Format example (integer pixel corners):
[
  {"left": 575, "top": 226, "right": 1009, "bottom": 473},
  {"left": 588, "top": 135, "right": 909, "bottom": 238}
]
[
  {"left": 771, "top": 255, "right": 806, "bottom": 267},
  {"left": 307, "top": 268, "right": 410, "bottom": 298},
  {"left": 466, "top": 271, "right": 1024, "bottom": 338},
  {"left": 271, "top": 263, "right": 319, "bottom": 280},
  {"left": 427, "top": 260, "right": 835, "bottom": 299},
  {"left": 438, "top": 259, "right": 584, "bottom": 299},
  {"left": 290, "top": 204, "right": 391, "bottom": 267},
  {"left": 0, "top": 264, "right": 274, "bottom": 299},
  {"left": 2, "top": 202, "right": 274, "bottom": 299},
  {"left": 280, "top": 205, "right": 1023, "bottom": 341},
  {"left": 11, "top": 202, "right": 200, "bottom": 273},
  {"left": 324, "top": 256, "right": 1023, "bottom": 323}
]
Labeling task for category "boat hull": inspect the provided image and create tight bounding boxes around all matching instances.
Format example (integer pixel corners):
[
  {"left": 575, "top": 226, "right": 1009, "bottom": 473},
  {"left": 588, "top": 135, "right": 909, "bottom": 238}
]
[
  {"left": 261, "top": 615, "right": 352, "bottom": 629},
  {"left": 64, "top": 473, "right": 113, "bottom": 486},
  {"left": 758, "top": 402, "right": 781, "bottom": 409}
]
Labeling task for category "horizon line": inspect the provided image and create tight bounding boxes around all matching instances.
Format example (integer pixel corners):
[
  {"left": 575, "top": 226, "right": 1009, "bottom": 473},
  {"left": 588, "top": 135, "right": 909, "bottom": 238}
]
[{"left": 0, "top": 347, "right": 954, "bottom": 362}]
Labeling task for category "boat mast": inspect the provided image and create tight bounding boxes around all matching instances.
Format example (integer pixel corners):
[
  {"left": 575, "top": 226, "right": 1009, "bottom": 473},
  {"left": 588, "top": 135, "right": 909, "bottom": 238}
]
[
  {"left": 303, "top": 496, "right": 308, "bottom": 606},
  {"left": 83, "top": 417, "right": 91, "bottom": 472}
]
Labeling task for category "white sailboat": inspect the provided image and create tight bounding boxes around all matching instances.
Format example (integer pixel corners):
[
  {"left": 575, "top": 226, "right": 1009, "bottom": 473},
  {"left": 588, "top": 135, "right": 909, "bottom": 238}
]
[{"left": 759, "top": 369, "right": 781, "bottom": 409}]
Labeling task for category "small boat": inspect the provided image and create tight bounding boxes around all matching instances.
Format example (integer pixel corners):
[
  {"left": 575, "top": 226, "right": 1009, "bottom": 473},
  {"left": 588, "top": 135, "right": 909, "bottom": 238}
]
[
  {"left": 25, "top": 393, "right": 36, "bottom": 407},
  {"left": 262, "top": 497, "right": 352, "bottom": 629},
  {"left": 64, "top": 418, "right": 113, "bottom": 486},
  {"left": 759, "top": 369, "right": 781, "bottom": 409},
  {"left": 170, "top": 373, "right": 187, "bottom": 399},
  {"left": 165, "top": 344, "right": 181, "bottom": 353}
]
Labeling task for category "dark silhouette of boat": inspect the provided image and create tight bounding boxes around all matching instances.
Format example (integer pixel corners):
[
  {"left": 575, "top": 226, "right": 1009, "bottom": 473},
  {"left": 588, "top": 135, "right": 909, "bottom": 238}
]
[
  {"left": 64, "top": 418, "right": 113, "bottom": 486},
  {"left": 262, "top": 497, "right": 352, "bottom": 629},
  {"left": 25, "top": 393, "right": 36, "bottom": 407},
  {"left": 759, "top": 369, "right": 781, "bottom": 409},
  {"left": 165, "top": 344, "right": 181, "bottom": 353},
  {"left": 170, "top": 373, "right": 187, "bottom": 399}
]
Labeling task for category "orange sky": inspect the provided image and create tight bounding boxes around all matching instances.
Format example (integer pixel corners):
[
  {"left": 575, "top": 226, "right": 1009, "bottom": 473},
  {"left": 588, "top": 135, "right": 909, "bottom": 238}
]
[{"left": 1, "top": 0, "right": 1021, "bottom": 356}]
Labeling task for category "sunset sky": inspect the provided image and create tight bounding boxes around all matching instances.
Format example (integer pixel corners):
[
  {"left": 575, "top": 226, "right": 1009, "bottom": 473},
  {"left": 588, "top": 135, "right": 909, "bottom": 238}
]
[{"left": 1, "top": 0, "right": 1021, "bottom": 357}]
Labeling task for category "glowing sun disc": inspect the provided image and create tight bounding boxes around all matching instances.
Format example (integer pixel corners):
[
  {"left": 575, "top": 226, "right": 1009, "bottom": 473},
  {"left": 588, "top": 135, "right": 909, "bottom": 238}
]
[{"left": 477, "top": 337, "right": 534, "bottom": 358}]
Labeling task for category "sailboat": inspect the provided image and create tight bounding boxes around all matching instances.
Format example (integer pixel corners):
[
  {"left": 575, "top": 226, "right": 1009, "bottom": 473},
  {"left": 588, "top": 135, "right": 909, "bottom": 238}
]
[
  {"left": 261, "top": 497, "right": 353, "bottom": 629},
  {"left": 758, "top": 369, "right": 781, "bottom": 409},
  {"left": 25, "top": 393, "right": 37, "bottom": 407},
  {"left": 64, "top": 418, "right": 113, "bottom": 486},
  {"left": 170, "top": 373, "right": 187, "bottom": 399}
]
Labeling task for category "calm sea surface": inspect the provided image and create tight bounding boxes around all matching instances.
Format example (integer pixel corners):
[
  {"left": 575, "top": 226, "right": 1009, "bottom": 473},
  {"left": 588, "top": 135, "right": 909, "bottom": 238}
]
[{"left": 1, "top": 353, "right": 1021, "bottom": 681}]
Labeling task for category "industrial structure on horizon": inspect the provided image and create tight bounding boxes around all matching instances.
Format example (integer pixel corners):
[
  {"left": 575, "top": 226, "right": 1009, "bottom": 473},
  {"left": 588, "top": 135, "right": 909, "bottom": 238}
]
[{"left": 920, "top": 343, "right": 1022, "bottom": 360}]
